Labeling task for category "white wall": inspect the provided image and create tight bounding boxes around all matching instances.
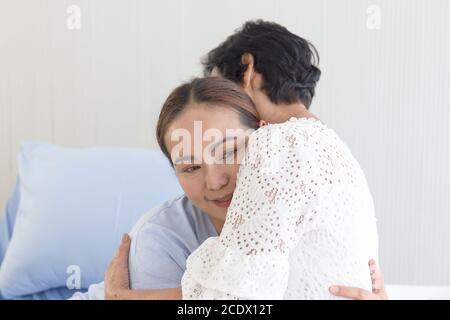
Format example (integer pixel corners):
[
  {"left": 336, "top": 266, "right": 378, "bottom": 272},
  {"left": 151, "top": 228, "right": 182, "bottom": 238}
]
[{"left": 0, "top": 0, "right": 449, "bottom": 286}]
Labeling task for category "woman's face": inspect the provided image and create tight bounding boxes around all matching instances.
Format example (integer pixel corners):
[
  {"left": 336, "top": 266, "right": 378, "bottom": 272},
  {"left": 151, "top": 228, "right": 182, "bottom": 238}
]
[{"left": 164, "top": 102, "right": 252, "bottom": 232}]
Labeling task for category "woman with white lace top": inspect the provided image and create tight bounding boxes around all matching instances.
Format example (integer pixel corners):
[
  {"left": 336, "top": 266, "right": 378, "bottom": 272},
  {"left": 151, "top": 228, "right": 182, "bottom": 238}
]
[{"left": 180, "top": 21, "right": 379, "bottom": 299}]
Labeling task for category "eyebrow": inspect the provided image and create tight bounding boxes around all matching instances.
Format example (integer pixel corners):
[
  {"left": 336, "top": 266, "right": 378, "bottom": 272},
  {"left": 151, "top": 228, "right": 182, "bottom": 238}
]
[
  {"left": 209, "top": 136, "right": 238, "bottom": 154},
  {"left": 173, "top": 155, "right": 197, "bottom": 165},
  {"left": 173, "top": 136, "right": 243, "bottom": 165}
]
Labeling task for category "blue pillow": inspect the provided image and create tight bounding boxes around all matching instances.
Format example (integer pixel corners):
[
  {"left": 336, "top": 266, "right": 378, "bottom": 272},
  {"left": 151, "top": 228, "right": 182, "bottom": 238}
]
[
  {"left": 0, "top": 180, "right": 96, "bottom": 300},
  {"left": 0, "top": 142, "right": 182, "bottom": 299}
]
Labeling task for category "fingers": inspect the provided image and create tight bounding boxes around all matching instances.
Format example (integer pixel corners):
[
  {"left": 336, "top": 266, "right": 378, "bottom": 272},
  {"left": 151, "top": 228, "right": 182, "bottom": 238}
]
[
  {"left": 369, "top": 259, "right": 384, "bottom": 294},
  {"left": 112, "top": 234, "right": 131, "bottom": 264},
  {"left": 118, "top": 233, "right": 131, "bottom": 264},
  {"left": 328, "top": 260, "right": 387, "bottom": 300},
  {"left": 329, "top": 286, "right": 376, "bottom": 300}
]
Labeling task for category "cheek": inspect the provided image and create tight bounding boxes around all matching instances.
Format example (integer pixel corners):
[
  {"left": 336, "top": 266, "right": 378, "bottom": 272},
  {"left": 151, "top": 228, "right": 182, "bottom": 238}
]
[
  {"left": 178, "top": 175, "right": 204, "bottom": 203},
  {"left": 228, "top": 164, "right": 240, "bottom": 183}
]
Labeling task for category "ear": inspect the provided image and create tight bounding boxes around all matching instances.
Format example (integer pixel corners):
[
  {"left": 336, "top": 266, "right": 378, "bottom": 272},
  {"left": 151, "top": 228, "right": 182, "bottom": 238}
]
[
  {"left": 210, "top": 66, "right": 221, "bottom": 77},
  {"left": 258, "top": 120, "right": 267, "bottom": 127},
  {"left": 241, "top": 53, "right": 255, "bottom": 89}
]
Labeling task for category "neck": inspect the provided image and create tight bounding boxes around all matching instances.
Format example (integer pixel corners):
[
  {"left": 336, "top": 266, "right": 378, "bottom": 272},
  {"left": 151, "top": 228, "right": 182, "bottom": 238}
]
[
  {"left": 208, "top": 216, "right": 224, "bottom": 235},
  {"left": 262, "top": 101, "right": 318, "bottom": 124}
]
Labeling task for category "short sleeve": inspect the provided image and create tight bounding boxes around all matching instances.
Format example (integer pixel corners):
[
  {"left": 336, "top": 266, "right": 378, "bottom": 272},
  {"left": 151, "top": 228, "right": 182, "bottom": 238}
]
[{"left": 130, "top": 222, "right": 188, "bottom": 290}]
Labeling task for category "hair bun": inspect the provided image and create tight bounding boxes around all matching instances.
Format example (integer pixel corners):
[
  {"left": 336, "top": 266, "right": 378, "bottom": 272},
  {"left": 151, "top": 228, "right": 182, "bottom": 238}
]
[{"left": 300, "top": 65, "right": 321, "bottom": 88}]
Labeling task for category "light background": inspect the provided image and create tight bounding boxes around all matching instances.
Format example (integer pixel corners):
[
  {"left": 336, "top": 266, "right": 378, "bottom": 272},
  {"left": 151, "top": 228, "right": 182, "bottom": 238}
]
[{"left": 0, "top": 0, "right": 449, "bottom": 286}]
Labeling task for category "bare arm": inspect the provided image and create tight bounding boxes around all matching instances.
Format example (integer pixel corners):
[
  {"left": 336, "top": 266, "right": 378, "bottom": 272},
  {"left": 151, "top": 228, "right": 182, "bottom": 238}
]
[{"left": 106, "top": 287, "right": 182, "bottom": 300}]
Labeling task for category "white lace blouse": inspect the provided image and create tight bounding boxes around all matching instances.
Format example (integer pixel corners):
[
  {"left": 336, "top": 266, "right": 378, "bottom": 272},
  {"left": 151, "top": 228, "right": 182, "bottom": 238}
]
[{"left": 181, "top": 117, "right": 379, "bottom": 299}]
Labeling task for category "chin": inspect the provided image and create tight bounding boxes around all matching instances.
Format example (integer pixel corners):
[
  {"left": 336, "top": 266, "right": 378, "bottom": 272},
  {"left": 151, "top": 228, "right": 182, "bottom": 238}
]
[{"left": 210, "top": 206, "right": 228, "bottom": 220}]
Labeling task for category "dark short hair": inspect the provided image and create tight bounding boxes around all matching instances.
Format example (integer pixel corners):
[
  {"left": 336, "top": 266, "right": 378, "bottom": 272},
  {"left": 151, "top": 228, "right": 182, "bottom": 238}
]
[
  {"left": 203, "top": 20, "right": 321, "bottom": 109},
  {"left": 156, "top": 77, "right": 260, "bottom": 166}
]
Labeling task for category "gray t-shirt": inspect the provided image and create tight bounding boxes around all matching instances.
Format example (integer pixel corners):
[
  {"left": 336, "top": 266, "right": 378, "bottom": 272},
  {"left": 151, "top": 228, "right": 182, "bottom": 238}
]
[{"left": 70, "top": 195, "right": 217, "bottom": 299}]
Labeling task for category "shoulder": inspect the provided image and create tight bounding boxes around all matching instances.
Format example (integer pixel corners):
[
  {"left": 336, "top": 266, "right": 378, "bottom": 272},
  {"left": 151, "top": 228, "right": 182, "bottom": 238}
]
[
  {"left": 249, "top": 117, "right": 331, "bottom": 149},
  {"left": 129, "top": 195, "right": 191, "bottom": 235},
  {"left": 244, "top": 117, "right": 334, "bottom": 168},
  {"left": 129, "top": 195, "right": 213, "bottom": 250}
]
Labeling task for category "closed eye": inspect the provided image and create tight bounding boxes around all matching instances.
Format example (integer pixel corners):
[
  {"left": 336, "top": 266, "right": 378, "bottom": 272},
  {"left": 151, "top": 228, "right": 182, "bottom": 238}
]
[
  {"left": 183, "top": 165, "right": 201, "bottom": 173},
  {"left": 223, "top": 147, "right": 238, "bottom": 160}
]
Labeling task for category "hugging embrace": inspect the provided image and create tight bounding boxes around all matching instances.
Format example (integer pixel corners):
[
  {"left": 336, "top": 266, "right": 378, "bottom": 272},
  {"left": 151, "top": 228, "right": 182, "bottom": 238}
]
[{"left": 72, "top": 20, "right": 387, "bottom": 300}]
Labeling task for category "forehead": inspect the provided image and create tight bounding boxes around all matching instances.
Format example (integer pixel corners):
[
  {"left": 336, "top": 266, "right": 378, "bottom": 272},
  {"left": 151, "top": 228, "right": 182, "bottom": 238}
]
[{"left": 164, "top": 103, "right": 247, "bottom": 147}]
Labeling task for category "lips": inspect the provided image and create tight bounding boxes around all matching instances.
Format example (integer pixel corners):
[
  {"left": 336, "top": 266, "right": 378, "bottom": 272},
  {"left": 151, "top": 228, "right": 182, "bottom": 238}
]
[{"left": 210, "top": 194, "right": 233, "bottom": 208}]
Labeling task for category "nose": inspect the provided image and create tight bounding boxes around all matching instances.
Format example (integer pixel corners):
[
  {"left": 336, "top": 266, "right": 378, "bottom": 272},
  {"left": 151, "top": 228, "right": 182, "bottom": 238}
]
[{"left": 205, "top": 166, "right": 229, "bottom": 191}]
